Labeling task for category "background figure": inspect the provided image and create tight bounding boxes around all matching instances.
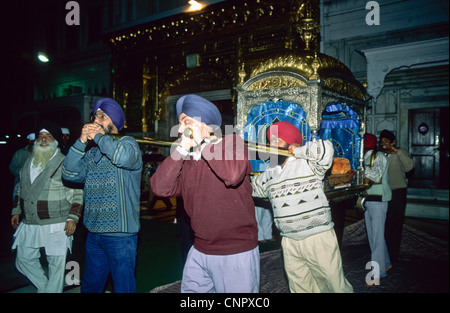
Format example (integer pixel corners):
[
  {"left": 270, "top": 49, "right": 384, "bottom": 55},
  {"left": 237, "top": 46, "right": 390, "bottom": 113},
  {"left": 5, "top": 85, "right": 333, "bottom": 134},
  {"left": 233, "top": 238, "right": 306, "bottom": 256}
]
[
  {"left": 62, "top": 98, "right": 142, "bottom": 293},
  {"left": 145, "top": 153, "right": 173, "bottom": 213},
  {"left": 11, "top": 122, "right": 83, "bottom": 293},
  {"left": 60, "top": 127, "right": 71, "bottom": 155},
  {"left": 253, "top": 198, "right": 274, "bottom": 243},
  {"left": 363, "top": 133, "right": 392, "bottom": 286},
  {"left": 379, "top": 129, "right": 415, "bottom": 264},
  {"left": 147, "top": 193, "right": 173, "bottom": 212},
  {"left": 9, "top": 132, "right": 35, "bottom": 200}
]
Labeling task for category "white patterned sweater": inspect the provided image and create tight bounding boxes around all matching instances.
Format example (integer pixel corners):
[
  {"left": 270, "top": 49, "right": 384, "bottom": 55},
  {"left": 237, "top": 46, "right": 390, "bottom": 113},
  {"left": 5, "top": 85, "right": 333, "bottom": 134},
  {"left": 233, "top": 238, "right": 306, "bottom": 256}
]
[{"left": 252, "top": 139, "right": 335, "bottom": 241}]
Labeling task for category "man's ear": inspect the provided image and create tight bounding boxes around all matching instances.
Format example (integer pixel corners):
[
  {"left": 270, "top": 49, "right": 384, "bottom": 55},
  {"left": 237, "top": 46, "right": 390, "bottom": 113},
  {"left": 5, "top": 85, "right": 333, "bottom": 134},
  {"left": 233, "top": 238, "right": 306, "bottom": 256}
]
[{"left": 111, "top": 123, "right": 119, "bottom": 134}]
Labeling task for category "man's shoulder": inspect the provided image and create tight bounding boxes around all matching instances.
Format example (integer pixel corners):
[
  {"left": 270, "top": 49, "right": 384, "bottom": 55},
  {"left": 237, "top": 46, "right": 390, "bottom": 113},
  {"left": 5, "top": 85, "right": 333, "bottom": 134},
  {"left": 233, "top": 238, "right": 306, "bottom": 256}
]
[
  {"left": 53, "top": 150, "right": 66, "bottom": 162},
  {"left": 116, "top": 134, "right": 140, "bottom": 146}
]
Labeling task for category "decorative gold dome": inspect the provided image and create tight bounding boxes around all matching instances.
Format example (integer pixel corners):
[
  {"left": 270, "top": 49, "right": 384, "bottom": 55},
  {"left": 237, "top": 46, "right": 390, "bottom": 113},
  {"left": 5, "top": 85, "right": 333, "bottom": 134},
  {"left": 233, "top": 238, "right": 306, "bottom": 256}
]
[{"left": 244, "top": 50, "right": 367, "bottom": 100}]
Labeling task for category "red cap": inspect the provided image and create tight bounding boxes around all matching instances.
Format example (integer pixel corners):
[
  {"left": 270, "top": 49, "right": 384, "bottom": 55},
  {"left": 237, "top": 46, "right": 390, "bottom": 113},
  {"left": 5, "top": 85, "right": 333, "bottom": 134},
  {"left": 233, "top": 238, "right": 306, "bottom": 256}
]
[
  {"left": 267, "top": 122, "right": 303, "bottom": 146},
  {"left": 364, "top": 133, "right": 377, "bottom": 149}
]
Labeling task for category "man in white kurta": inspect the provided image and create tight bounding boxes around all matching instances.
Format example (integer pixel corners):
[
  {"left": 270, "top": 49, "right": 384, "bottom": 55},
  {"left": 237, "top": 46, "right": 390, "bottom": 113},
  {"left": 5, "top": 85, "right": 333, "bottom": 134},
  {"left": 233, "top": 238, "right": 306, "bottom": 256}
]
[
  {"left": 11, "top": 122, "right": 83, "bottom": 293},
  {"left": 363, "top": 133, "right": 392, "bottom": 284}
]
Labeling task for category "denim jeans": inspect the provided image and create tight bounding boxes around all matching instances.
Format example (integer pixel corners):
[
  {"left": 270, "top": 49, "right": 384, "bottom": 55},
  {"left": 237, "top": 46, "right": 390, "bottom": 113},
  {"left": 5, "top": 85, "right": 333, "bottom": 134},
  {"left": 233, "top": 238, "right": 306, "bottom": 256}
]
[{"left": 81, "top": 232, "right": 138, "bottom": 293}]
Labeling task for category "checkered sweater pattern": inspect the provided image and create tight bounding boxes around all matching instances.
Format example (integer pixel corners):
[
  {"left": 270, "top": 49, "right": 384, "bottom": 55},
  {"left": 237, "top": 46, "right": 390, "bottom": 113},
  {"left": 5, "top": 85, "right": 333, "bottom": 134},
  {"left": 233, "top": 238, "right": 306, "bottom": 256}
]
[{"left": 12, "top": 150, "right": 83, "bottom": 225}]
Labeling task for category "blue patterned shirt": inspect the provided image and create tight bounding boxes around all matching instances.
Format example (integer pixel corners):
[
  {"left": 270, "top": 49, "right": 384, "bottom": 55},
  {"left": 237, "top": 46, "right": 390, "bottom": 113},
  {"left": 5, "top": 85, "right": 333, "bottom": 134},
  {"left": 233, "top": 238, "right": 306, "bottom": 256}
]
[{"left": 62, "top": 134, "right": 142, "bottom": 235}]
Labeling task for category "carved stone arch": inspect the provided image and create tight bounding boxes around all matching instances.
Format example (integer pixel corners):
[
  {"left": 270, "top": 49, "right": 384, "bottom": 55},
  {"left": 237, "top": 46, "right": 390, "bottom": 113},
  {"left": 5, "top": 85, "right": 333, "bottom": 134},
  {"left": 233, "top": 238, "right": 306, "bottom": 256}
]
[
  {"left": 324, "top": 45, "right": 339, "bottom": 60},
  {"left": 362, "top": 38, "right": 449, "bottom": 100},
  {"left": 350, "top": 50, "right": 366, "bottom": 74}
]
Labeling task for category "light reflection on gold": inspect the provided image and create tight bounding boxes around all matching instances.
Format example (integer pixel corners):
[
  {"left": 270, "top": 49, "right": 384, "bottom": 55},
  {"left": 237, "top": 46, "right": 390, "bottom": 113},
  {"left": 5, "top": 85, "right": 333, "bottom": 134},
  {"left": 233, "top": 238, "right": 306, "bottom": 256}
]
[{"left": 187, "top": 0, "right": 205, "bottom": 12}]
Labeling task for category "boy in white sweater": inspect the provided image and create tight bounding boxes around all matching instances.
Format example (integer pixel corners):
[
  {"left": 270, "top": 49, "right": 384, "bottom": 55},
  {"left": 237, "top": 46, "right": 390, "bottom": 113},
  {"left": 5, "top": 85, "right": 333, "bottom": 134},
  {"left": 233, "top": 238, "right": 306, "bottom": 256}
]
[{"left": 252, "top": 121, "right": 353, "bottom": 293}]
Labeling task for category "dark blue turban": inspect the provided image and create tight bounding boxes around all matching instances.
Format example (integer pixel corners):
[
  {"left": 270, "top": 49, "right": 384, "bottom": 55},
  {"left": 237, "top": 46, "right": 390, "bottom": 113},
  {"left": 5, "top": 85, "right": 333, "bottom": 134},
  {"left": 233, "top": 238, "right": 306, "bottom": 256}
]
[
  {"left": 93, "top": 98, "right": 125, "bottom": 131},
  {"left": 176, "top": 94, "right": 222, "bottom": 129}
]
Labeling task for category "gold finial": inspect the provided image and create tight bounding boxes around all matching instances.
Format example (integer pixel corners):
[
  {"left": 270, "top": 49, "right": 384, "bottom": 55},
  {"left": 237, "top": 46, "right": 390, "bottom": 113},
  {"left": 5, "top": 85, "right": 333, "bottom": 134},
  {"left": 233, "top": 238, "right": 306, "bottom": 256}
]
[
  {"left": 297, "top": 9, "right": 321, "bottom": 51},
  {"left": 309, "top": 52, "right": 320, "bottom": 80},
  {"left": 362, "top": 76, "right": 368, "bottom": 88},
  {"left": 238, "top": 63, "right": 246, "bottom": 86}
]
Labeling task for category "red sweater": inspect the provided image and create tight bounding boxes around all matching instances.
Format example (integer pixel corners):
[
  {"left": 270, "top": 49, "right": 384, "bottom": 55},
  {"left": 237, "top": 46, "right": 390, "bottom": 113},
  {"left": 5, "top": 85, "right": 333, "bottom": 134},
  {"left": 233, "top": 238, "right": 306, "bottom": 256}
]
[{"left": 150, "top": 134, "right": 257, "bottom": 255}]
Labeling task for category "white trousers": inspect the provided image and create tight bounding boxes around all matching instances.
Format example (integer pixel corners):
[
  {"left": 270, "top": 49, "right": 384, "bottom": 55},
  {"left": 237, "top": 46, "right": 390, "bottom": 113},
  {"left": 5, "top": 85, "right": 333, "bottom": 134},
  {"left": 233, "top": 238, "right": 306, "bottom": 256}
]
[{"left": 15, "top": 245, "right": 67, "bottom": 293}]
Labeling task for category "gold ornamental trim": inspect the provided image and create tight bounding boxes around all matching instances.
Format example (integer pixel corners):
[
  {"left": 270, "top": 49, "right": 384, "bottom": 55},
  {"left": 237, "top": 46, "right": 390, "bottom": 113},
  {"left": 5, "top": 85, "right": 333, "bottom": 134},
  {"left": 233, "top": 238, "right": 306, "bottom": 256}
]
[
  {"left": 323, "top": 78, "right": 366, "bottom": 101},
  {"left": 246, "top": 75, "right": 307, "bottom": 90},
  {"left": 250, "top": 53, "right": 313, "bottom": 79},
  {"left": 248, "top": 52, "right": 353, "bottom": 82}
]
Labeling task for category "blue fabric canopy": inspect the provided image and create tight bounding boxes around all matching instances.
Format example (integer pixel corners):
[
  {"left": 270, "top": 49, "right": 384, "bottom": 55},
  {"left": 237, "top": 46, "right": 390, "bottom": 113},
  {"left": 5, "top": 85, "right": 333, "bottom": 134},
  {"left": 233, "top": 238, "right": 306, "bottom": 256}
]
[
  {"left": 244, "top": 101, "right": 361, "bottom": 172},
  {"left": 319, "top": 103, "right": 361, "bottom": 170},
  {"left": 244, "top": 100, "right": 311, "bottom": 172}
]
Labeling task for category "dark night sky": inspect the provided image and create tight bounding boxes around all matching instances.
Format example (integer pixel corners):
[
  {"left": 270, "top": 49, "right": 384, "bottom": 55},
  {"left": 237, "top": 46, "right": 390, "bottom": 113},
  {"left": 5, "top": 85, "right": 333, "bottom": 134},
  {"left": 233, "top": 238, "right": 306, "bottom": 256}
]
[
  {"left": 1, "top": 1, "right": 62, "bottom": 131},
  {"left": 2, "top": 2, "right": 35, "bottom": 134},
  {"left": 0, "top": 2, "right": 67, "bottom": 233}
]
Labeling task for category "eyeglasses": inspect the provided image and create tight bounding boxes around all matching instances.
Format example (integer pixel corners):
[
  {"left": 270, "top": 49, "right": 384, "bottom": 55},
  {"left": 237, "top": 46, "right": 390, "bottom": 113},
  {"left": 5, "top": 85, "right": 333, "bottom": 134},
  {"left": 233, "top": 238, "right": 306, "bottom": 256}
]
[{"left": 91, "top": 112, "right": 110, "bottom": 122}]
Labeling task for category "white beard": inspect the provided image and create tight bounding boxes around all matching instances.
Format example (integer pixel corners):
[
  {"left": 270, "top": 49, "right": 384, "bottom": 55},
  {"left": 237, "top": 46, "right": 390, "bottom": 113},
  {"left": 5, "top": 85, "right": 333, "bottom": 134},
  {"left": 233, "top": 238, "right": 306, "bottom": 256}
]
[{"left": 31, "top": 140, "right": 58, "bottom": 168}]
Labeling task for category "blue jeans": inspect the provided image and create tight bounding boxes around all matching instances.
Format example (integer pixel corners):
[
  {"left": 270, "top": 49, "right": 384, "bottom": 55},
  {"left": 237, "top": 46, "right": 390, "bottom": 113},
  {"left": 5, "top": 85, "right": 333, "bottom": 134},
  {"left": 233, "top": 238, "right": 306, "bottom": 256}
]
[{"left": 81, "top": 232, "right": 138, "bottom": 293}]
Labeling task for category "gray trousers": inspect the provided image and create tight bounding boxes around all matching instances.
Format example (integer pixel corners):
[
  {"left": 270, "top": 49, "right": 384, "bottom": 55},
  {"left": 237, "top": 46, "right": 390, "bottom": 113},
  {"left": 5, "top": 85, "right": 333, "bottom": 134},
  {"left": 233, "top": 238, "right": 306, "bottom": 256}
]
[
  {"left": 181, "top": 246, "right": 260, "bottom": 293},
  {"left": 364, "top": 201, "right": 392, "bottom": 278}
]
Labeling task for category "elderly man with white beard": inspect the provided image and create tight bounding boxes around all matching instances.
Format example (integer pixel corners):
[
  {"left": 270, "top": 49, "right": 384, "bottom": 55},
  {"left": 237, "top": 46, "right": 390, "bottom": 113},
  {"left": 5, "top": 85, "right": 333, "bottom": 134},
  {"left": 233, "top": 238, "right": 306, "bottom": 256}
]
[{"left": 11, "top": 121, "right": 83, "bottom": 293}]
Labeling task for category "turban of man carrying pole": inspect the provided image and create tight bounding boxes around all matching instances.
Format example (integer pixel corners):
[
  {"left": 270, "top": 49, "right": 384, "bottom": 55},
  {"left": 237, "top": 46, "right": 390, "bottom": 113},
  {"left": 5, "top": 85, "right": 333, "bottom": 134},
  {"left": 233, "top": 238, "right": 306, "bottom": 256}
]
[
  {"left": 93, "top": 98, "right": 125, "bottom": 131},
  {"left": 176, "top": 94, "right": 222, "bottom": 130},
  {"left": 267, "top": 121, "right": 303, "bottom": 146}
]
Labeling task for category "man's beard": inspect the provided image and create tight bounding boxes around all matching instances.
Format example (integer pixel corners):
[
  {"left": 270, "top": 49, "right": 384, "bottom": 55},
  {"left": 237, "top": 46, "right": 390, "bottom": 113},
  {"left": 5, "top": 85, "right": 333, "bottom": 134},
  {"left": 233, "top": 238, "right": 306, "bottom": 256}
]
[
  {"left": 277, "top": 155, "right": 289, "bottom": 166},
  {"left": 31, "top": 140, "right": 58, "bottom": 167},
  {"left": 97, "top": 122, "right": 114, "bottom": 134},
  {"left": 379, "top": 144, "right": 390, "bottom": 154}
]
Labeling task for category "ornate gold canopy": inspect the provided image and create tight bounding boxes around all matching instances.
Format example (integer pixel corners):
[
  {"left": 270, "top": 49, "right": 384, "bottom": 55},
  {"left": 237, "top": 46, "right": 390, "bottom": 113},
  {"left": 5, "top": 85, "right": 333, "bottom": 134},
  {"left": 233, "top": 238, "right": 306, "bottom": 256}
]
[{"left": 241, "top": 50, "right": 366, "bottom": 101}]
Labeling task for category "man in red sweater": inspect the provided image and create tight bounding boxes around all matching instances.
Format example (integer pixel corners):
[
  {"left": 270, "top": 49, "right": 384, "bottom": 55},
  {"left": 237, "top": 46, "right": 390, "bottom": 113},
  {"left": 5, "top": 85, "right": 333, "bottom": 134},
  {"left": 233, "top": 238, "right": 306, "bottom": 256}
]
[{"left": 150, "top": 94, "right": 259, "bottom": 293}]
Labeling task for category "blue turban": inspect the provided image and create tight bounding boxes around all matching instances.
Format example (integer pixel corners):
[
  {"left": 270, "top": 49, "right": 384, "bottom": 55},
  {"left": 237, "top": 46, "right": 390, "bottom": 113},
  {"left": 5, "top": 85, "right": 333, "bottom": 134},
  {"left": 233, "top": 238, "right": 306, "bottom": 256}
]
[
  {"left": 176, "top": 94, "right": 222, "bottom": 129},
  {"left": 93, "top": 98, "right": 125, "bottom": 131}
]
